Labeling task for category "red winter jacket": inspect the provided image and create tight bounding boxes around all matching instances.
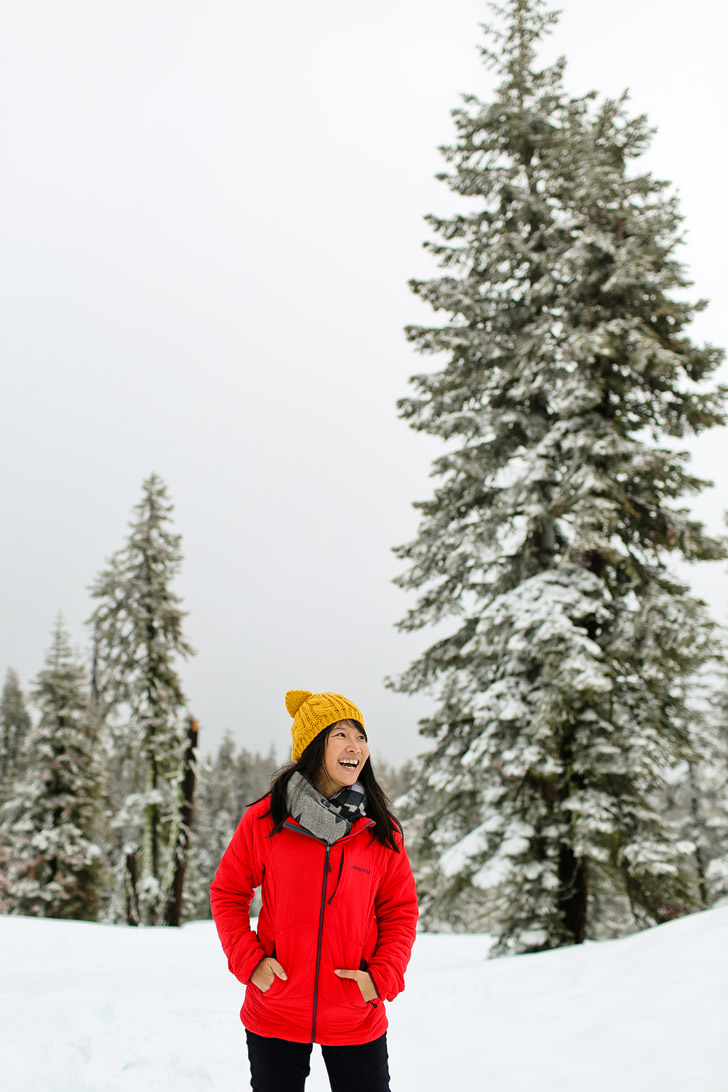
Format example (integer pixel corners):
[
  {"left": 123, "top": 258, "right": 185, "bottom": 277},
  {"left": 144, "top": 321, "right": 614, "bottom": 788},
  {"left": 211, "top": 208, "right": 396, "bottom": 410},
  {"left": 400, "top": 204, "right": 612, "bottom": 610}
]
[{"left": 210, "top": 795, "right": 418, "bottom": 1046}]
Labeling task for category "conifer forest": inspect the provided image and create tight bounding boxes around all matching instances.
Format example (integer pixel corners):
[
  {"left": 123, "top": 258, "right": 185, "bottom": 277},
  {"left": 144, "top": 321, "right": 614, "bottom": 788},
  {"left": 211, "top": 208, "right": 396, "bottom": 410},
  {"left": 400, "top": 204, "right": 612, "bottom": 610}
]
[{"left": 2, "top": 0, "right": 728, "bottom": 950}]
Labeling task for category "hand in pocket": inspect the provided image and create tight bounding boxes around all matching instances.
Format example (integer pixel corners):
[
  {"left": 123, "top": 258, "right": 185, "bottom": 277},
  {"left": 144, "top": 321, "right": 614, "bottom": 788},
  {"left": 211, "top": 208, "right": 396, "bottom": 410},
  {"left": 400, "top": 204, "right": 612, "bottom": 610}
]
[
  {"left": 250, "top": 957, "right": 287, "bottom": 993},
  {"left": 334, "top": 968, "right": 377, "bottom": 1002}
]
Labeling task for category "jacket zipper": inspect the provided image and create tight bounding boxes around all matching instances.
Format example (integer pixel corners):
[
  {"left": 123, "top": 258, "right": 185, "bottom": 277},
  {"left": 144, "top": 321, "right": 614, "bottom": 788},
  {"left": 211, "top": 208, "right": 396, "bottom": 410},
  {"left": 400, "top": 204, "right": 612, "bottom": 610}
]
[
  {"left": 311, "top": 844, "right": 331, "bottom": 1043},
  {"left": 282, "top": 818, "right": 375, "bottom": 1042}
]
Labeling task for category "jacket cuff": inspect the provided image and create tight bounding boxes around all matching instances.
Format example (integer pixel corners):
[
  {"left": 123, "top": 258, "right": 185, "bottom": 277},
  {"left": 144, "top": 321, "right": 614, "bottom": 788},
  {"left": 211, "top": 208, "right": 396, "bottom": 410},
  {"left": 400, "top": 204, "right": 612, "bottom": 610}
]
[
  {"left": 365, "top": 960, "right": 397, "bottom": 1001},
  {"left": 236, "top": 942, "right": 267, "bottom": 985}
]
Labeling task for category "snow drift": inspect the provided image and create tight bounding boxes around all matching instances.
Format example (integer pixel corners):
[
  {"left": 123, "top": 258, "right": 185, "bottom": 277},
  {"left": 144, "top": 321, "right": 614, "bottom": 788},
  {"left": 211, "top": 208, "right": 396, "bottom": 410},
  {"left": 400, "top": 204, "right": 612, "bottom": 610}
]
[{"left": 1, "top": 907, "right": 726, "bottom": 1091}]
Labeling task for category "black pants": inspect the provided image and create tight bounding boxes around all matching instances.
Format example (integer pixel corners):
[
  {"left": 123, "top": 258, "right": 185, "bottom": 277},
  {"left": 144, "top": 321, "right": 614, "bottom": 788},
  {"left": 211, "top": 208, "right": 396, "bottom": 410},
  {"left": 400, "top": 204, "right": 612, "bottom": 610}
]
[{"left": 246, "top": 1030, "right": 391, "bottom": 1092}]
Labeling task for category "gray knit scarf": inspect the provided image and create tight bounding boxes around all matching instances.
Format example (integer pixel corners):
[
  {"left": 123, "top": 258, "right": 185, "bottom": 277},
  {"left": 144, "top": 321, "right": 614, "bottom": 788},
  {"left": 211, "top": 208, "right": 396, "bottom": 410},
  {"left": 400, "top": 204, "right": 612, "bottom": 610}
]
[{"left": 286, "top": 771, "right": 367, "bottom": 845}]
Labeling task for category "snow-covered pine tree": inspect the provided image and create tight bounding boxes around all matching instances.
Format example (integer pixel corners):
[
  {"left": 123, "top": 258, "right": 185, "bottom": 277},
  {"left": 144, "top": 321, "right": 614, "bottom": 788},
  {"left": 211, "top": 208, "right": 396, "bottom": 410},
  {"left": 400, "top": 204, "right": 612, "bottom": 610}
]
[
  {"left": 88, "top": 473, "right": 195, "bottom": 925},
  {"left": 391, "top": 0, "right": 727, "bottom": 951},
  {"left": 0, "top": 618, "right": 105, "bottom": 919},
  {"left": 0, "top": 667, "right": 32, "bottom": 800}
]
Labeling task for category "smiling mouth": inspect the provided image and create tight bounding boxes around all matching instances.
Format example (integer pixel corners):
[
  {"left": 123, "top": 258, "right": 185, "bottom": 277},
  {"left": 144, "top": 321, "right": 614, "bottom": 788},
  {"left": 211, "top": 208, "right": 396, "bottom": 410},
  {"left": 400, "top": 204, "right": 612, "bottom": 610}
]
[{"left": 338, "top": 759, "right": 359, "bottom": 770}]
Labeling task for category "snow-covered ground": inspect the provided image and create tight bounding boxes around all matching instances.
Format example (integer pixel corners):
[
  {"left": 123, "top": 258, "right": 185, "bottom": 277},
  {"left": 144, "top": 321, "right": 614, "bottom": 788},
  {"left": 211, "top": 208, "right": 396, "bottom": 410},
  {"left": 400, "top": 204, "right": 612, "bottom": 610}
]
[{"left": 1, "top": 907, "right": 726, "bottom": 1092}]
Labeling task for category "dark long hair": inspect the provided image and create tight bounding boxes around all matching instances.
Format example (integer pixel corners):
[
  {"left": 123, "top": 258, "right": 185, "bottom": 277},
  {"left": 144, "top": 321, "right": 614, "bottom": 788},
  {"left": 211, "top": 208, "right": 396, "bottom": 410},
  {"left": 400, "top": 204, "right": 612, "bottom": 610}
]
[{"left": 262, "top": 722, "right": 402, "bottom": 852}]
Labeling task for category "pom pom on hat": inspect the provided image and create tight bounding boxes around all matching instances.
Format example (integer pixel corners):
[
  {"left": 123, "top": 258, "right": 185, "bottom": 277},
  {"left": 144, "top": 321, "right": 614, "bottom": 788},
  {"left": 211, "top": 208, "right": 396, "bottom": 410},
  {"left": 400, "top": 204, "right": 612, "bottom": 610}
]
[
  {"left": 285, "top": 690, "right": 312, "bottom": 717},
  {"left": 286, "top": 689, "right": 365, "bottom": 762}
]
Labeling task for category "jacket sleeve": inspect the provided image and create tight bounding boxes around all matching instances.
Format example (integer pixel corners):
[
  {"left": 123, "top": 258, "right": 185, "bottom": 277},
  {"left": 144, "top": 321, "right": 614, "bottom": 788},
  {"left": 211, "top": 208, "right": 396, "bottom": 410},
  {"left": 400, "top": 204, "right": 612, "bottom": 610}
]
[
  {"left": 366, "top": 831, "right": 418, "bottom": 1002},
  {"left": 210, "top": 806, "right": 268, "bottom": 985}
]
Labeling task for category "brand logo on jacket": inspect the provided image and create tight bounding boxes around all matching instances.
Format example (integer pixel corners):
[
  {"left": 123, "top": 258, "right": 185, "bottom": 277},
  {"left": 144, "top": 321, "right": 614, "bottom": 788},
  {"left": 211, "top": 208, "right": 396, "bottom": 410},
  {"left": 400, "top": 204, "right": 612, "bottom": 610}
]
[{"left": 351, "top": 864, "right": 371, "bottom": 874}]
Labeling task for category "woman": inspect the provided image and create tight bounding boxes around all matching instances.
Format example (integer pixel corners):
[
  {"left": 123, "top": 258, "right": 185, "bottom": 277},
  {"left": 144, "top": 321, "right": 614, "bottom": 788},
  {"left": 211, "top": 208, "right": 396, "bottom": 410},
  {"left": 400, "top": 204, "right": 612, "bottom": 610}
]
[{"left": 210, "top": 689, "right": 418, "bottom": 1092}]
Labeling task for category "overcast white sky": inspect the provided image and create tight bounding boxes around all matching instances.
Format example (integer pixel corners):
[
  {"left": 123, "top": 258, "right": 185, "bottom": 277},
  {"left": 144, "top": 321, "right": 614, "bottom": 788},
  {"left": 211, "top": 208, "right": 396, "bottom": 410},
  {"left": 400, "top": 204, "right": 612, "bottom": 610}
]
[{"left": 2, "top": 0, "right": 727, "bottom": 766}]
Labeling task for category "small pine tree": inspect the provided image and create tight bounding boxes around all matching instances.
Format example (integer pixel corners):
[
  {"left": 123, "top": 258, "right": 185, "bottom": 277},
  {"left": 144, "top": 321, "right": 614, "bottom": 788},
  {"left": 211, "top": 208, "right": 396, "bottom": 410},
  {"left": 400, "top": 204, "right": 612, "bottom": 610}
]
[
  {"left": 373, "top": 757, "right": 416, "bottom": 804},
  {"left": 0, "top": 667, "right": 32, "bottom": 799},
  {"left": 234, "top": 744, "right": 278, "bottom": 812},
  {"left": 0, "top": 618, "right": 105, "bottom": 920},
  {"left": 391, "top": 0, "right": 726, "bottom": 951},
  {"left": 88, "top": 473, "right": 195, "bottom": 924}
]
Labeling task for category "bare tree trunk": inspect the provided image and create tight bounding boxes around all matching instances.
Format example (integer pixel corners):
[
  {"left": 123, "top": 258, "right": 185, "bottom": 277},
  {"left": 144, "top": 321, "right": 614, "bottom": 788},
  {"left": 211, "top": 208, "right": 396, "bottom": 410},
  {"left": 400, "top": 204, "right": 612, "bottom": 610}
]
[
  {"left": 141, "top": 743, "right": 160, "bottom": 926},
  {"left": 162, "top": 717, "right": 199, "bottom": 927},
  {"left": 125, "top": 846, "right": 140, "bottom": 927},
  {"left": 688, "top": 762, "right": 709, "bottom": 909},
  {"left": 558, "top": 845, "right": 588, "bottom": 944}
]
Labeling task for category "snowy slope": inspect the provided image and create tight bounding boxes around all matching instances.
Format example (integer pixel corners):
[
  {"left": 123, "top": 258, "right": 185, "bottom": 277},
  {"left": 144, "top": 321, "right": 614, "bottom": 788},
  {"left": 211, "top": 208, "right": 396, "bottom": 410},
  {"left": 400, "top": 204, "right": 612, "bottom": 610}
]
[{"left": 1, "top": 908, "right": 726, "bottom": 1092}]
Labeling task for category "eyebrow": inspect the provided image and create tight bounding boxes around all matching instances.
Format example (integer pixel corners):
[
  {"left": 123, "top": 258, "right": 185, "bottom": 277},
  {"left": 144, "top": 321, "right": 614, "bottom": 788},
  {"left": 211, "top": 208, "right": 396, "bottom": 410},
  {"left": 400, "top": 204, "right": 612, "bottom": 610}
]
[{"left": 334, "top": 723, "right": 367, "bottom": 738}]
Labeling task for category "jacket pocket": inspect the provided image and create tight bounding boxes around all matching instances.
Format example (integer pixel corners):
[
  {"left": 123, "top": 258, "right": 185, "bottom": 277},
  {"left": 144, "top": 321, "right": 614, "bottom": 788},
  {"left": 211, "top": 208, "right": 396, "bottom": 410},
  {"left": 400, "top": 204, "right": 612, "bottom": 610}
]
[
  {"left": 317, "top": 957, "right": 369, "bottom": 1010},
  {"left": 251, "top": 965, "right": 288, "bottom": 998},
  {"left": 269, "top": 976, "right": 289, "bottom": 997}
]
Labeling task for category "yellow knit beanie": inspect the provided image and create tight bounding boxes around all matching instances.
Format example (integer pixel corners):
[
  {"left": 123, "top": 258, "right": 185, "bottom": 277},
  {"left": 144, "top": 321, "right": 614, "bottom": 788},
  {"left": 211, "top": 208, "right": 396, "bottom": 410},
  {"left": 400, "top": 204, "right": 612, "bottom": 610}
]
[{"left": 286, "top": 690, "right": 365, "bottom": 762}]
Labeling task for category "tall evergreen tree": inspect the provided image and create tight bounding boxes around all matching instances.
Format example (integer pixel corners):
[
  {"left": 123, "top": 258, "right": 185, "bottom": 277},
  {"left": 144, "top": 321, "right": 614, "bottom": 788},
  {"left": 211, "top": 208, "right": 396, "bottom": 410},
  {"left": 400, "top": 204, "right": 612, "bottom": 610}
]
[
  {"left": 88, "top": 473, "right": 195, "bottom": 925},
  {"left": 0, "top": 618, "right": 105, "bottom": 920},
  {"left": 391, "top": 0, "right": 726, "bottom": 951},
  {"left": 0, "top": 667, "right": 32, "bottom": 798}
]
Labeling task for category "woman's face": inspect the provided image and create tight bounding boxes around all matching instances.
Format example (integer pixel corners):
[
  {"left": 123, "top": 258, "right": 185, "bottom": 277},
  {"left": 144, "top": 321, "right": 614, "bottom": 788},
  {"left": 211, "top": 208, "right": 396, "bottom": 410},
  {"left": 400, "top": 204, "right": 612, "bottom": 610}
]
[{"left": 316, "top": 720, "right": 370, "bottom": 798}]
